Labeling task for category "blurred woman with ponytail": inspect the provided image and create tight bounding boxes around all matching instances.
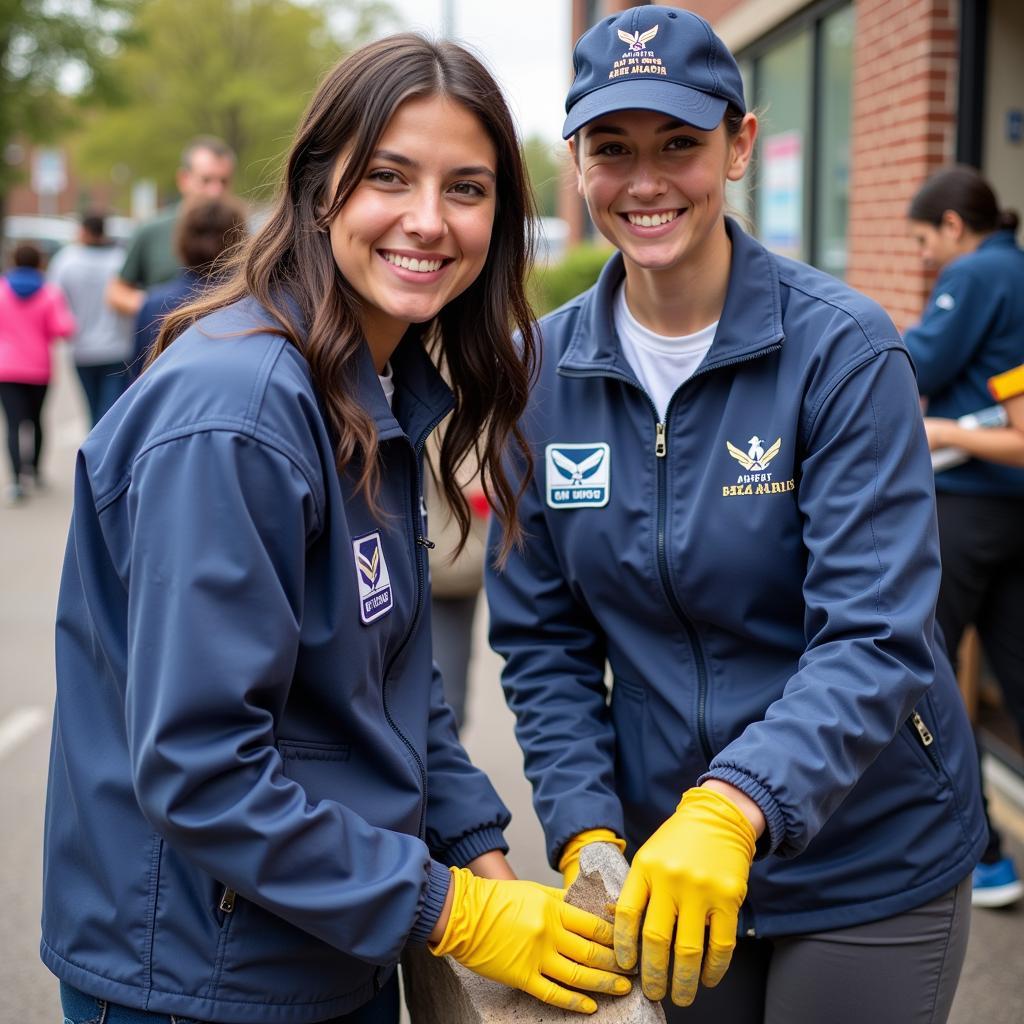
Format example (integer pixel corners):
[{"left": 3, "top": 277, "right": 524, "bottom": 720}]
[{"left": 906, "top": 165, "right": 1024, "bottom": 909}]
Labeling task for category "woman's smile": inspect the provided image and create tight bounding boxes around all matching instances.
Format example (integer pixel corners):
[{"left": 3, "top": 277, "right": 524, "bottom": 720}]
[{"left": 620, "top": 207, "right": 685, "bottom": 235}]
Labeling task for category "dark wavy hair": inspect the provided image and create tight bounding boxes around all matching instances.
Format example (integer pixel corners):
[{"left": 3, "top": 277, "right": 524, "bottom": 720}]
[
  {"left": 150, "top": 34, "right": 538, "bottom": 562},
  {"left": 908, "top": 165, "right": 1018, "bottom": 235}
]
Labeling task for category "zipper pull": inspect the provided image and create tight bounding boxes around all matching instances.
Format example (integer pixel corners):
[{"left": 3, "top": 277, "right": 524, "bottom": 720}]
[
  {"left": 219, "top": 887, "right": 236, "bottom": 914},
  {"left": 655, "top": 422, "right": 667, "bottom": 458},
  {"left": 911, "top": 711, "right": 934, "bottom": 747},
  {"left": 416, "top": 535, "right": 436, "bottom": 549}
]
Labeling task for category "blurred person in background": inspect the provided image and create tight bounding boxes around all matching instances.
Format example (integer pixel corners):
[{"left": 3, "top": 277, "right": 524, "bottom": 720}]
[
  {"left": 48, "top": 212, "right": 134, "bottom": 425},
  {"left": 0, "top": 242, "right": 75, "bottom": 504},
  {"left": 106, "top": 135, "right": 236, "bottom": 316},
  {"left": 487, "top": 8, "right": 985, "bottom": 1022},
  {"left": 131, "top": 194, "right": 249, "bottom": 380},
  {"left": 426, "top": 447, "right": 490, "bottom": 732},
  {"left": 905, "top": 165, "right": 1024, "bottom": 909},
  {"left": 44, "top": 34, "right": 629, "bottom": 1024}
]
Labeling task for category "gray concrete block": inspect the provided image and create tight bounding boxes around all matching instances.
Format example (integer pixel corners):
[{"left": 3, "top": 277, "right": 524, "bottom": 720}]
[{"left": 402, "top": 845, "right": 665, "bottom": 1023}]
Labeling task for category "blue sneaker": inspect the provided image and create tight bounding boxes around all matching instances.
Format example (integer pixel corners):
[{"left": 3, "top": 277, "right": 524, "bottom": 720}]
[{"left": 972, "top": 858, "right": 1024, "bottom": 908}]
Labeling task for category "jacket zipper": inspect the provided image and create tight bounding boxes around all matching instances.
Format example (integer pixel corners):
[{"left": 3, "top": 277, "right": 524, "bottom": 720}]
[
  {"left": 560, "top": 344, "right": 784, "bottom": 765},
  {"left": 653, "top": 407, "right": 715, "bottom": 764},
  {"left": 908, "top": 709, "right": 941, "bottom": 772},
  {"left": 380, "top": 411, "right": 448, "bottom": 841},
  {"left": 562, "top": 341, "right": 784, "bottom": 940},
  {"left": 216, "top": 885, "right": 236, "bottom": 926},
  {"left": 559, "top": 366, "right": 717, "bottom": 764}
]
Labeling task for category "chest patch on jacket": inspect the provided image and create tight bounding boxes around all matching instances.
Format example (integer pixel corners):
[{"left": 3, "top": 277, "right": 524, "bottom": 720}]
[
  {"left": 353, "top": 531, "right": 393, "bottom": 623},
  {"left": 545, "top": 443, "right": 610, "bottom": 508},
  {"left": 722, "top": 434, "right": 795, "bottom": 496}
]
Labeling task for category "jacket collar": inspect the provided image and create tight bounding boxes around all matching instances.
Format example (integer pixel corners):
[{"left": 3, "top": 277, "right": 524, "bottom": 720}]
[
  {"left": 979, "top": 228, "right": 1019, "bottom": 253},
  {"left": 267, "top": 290, "right": 454, "bottom": 449},
  {"left": 354, "top": 329, "right": 454, "bottom": 448},
  {"left": 559, "top": 218, "right": 785, "bottom": 376}
]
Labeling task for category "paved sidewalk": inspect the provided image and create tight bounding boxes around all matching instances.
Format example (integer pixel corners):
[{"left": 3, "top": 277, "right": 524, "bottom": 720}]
[{"left": 2, "top": 352, "right": 1021, "bottom": 1023}]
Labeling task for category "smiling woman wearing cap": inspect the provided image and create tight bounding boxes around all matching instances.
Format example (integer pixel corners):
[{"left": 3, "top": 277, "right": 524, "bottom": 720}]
[{"left": 486, "top": 6, "right": 984, "bottom": 1023}]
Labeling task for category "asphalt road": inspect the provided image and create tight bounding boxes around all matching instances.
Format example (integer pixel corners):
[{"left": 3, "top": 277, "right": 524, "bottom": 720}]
[{"left": 2, "top": 351, "right": 1021, "bottom": 1023}]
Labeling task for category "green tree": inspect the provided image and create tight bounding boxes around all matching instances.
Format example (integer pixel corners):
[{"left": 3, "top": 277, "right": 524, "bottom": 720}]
[
  {"left": 529, "top": 243, "right": 611, "bottom": 315},
  {"left": 0, "top": 0, "right": 138, "bottom": 214},
  {"left": 76, "top": 0, "right": 396, "bottom": 202},
  {"left": 523, "top": 135, "right": 566, "bottom": 219}
]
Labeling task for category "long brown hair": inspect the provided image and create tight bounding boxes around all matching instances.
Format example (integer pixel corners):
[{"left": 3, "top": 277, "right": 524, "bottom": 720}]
[{"left": 152, "top": 34, "right": 538, "bottom": 561}]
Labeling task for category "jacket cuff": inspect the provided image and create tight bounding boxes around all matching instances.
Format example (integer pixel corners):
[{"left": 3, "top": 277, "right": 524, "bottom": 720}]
[
  {"left": 440, "top": 827, "right": 509, "bottom": 868},
  {"left": 408, "top": 860, "right": 453, "bottom": 946},
  {"left": 698, "top": 766, "right": 786, "bottom": 857}
]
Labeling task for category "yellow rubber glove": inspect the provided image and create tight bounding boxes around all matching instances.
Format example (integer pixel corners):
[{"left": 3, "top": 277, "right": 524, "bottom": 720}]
[
  {"left": 559, "top": 829, "right": 628, "bottom": 888},
  {"left": 431, "top": 866, "right": 632, "bottom": 1014},
  {"left": 614, "top": 787, "right": 757, "bottom": 1007}
]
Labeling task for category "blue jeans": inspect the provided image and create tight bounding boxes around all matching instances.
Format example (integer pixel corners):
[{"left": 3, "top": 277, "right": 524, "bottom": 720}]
[
  {"left": 59, "top": 976, "right": 400, "bottom": 1024},
  {"left": 75, "top": 362, "right": 128, "bottom": 427}
]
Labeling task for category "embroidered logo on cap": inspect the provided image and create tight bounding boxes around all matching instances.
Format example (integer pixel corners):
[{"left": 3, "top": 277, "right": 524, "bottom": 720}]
[
  {"left": 546, "top": 443, "right": 610, "bottom": 508},
  {"left": 610, "top": 23, "right": 667, "bottom": 80},
  {"left": 618, "top": 25, "right": 658, "bottom": 52},
  {"left": 353, "top": 531, "right": 393, "bottom": 623}
]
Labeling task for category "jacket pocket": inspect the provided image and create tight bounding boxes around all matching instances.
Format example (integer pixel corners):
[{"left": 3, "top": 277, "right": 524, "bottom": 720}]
[
  {"left": 278, "top": 739, "right": 352, "bottom": 761},
  {"left": 900, "top": 708, "right": 943, "bottom": 777}
]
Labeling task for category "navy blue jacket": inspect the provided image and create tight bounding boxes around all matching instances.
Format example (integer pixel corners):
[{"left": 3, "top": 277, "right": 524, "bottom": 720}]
[
  {"left": 130, "top": 269, "right": 204, "bottom": 381},
  {"left": 903, "top": 229, "right": 1024, "bottom": 496},
  {"left": 487, "top": 222, "right": 985, "bottom": 937},
  {"left": 42, "top": 299, "right": 510, "bottom": 1022}
]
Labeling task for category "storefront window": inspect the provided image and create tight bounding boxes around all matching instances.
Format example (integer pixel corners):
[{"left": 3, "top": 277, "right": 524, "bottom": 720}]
[
  {"left": 815, "top": 5, "right": 854, "bottom": 277},
  {"left": 756, "top": 31, "right": 812, "bottom": 262},
  {"left": 745, "top": 2, "right": 853, "bottom": 277}
]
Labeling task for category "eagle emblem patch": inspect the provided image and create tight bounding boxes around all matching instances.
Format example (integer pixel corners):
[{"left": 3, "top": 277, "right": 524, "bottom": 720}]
[
  {"left": 726, "top": 435, "right": 782, "bottom": 472},
  {"left": 721, "top": 434, "right": 795, "bottom": 497},
  {"left": 545, "top": 443, "right": 610, "bottom": 509}
]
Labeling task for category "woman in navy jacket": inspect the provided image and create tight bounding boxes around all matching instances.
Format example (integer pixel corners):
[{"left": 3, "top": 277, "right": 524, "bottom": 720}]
[
  {"left": 905, "top": 166, "right": 1024, "bottom": 908},
  {"left": 43, "top": 36, "right": 628, "bottom": 1024},
  {"left": 486, "top": 8, "right": 985, "bottom": 1023}
]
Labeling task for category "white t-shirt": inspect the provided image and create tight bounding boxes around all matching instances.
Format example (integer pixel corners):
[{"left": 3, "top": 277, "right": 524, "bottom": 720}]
[
  {"left": 614, "top": 283, "right": 717, "bottom": 422},
  {"left": 378, "top": 361, "right": 395, "bottom": 408}
]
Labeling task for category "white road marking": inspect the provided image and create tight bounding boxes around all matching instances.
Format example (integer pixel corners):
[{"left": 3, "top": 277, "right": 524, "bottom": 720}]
[{"left": 0, "top": 706, "right": 49, "bottom": 759}]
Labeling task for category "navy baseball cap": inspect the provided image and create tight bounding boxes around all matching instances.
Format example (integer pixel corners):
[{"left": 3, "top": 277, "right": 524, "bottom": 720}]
[{"left": 563, "top": 5, "right": 746, "bottom": 139}]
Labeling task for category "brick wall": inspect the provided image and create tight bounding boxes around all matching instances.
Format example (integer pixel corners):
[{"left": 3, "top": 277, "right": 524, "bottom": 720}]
[
  {"left": 846, "top": 0, "right": 959, "bottom": 328},
  {"left": 4, "top": 142, "right": 118, "bottom": 219},
  {"left": 671, "top": 0, "right": 748, "bottom": 22}
]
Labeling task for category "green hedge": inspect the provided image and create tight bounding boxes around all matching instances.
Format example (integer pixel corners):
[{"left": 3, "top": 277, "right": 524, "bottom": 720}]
[{"left": 529, "top": 244, "right": 614, "bottom": 316}]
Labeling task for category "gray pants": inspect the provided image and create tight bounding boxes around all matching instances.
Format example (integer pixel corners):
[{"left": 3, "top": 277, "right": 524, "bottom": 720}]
[{"left": 663, "top": 879, "right": 971, "bottom": 1024}]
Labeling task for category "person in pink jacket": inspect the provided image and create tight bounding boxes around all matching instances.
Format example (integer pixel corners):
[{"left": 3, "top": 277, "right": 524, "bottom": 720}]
[{"left": 0, "top": 242, "right": 75, "bottom": 503}]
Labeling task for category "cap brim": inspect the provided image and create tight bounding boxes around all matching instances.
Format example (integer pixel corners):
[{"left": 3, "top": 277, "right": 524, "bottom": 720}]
[{"left": 562, "top": 80, "right": 727, "bottom": 139}]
